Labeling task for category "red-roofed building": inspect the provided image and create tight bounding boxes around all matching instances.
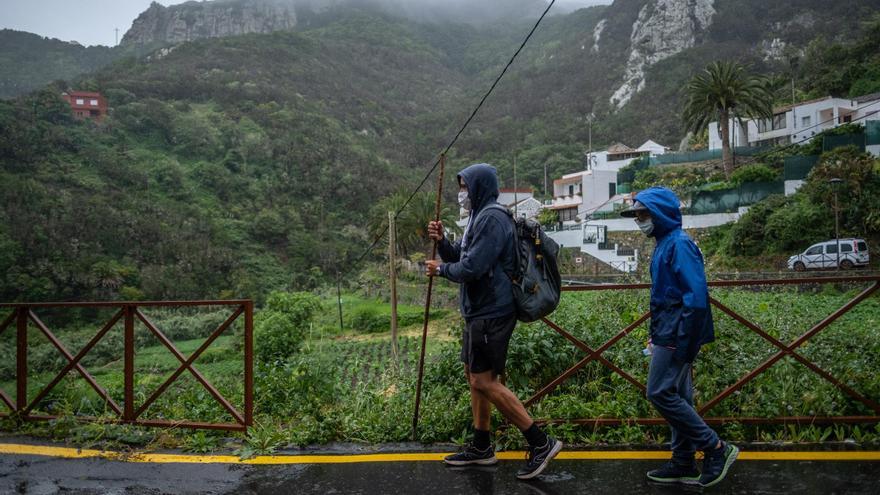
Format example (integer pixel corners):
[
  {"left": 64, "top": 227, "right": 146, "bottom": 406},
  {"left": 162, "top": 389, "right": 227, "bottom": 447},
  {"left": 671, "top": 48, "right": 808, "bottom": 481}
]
[{"left": 61, "top": 91, "right": 108, "bottom": 121}]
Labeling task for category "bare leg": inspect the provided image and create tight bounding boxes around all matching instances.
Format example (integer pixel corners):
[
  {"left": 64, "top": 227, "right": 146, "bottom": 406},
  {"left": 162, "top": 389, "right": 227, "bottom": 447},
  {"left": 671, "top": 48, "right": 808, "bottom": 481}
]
[
  {"left": 466, "top": 366, "right": 492, "bottom": 430},
  {"left": 469, "top": 370, "right": 533, "bottom": 431}
]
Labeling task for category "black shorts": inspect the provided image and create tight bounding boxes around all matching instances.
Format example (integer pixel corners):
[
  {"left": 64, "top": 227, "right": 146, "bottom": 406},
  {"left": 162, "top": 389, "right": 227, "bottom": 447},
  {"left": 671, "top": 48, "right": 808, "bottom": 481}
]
[{"left": 460, "top": 314, "right": 517, "bottom": 375}]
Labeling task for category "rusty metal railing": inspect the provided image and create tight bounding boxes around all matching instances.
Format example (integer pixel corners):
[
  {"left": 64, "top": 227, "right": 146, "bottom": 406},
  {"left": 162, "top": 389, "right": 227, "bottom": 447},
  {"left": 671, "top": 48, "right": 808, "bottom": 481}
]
[
  {"left": 0, "top": 300, "right": 253, "bottom": 432},
  {"left": 527, "top": 276, "right": 880, "bottom": 426}
]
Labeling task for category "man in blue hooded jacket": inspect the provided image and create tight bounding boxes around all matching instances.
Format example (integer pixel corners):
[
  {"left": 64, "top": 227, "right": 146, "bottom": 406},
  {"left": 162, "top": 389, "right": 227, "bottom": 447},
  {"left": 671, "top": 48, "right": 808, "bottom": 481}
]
[
  {"left": 621, "top": 186, "right": 738, "bottom": 488},
  {"left": 425, "top": 163, "right": 562, "bottom": 480}
]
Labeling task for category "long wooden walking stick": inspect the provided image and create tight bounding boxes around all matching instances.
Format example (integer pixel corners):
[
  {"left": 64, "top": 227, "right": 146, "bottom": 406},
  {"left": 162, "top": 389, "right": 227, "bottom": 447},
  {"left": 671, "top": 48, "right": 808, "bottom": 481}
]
[{"left": 412, "top": 153, "right": 446, "bottom": 441}]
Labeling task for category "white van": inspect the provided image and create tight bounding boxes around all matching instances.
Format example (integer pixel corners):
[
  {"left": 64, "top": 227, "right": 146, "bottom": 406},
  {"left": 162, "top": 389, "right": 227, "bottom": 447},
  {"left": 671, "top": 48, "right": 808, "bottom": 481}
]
[{"left": 787, "top": 239, "right": 870, "bottom": 271}]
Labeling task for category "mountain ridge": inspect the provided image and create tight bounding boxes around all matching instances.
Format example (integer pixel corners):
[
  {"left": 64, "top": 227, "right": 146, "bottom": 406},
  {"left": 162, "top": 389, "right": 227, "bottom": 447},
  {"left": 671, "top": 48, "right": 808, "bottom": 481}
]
[{"left": 1, "top": 1, "right": 879, "bottom": 301}]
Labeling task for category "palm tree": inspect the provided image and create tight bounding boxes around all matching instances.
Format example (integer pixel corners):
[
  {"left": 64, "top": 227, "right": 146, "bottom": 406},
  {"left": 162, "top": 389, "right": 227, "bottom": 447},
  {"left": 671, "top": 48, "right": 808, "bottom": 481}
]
[
  {"left": 682, "top": 61, "right": 774, "bottom": 178},
  {"left": 367, "top": 191, "right": 460, "bottom": 259}
]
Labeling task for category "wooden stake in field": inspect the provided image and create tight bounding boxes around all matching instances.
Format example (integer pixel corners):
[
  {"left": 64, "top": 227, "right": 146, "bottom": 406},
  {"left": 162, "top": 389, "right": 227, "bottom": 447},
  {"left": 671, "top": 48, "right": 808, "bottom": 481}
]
[
  {"left": 388, "top": 210, "right": 399, "bottom": 366},
  {"left": 412, "top": 153, "right": 445, "bottom": 441}
]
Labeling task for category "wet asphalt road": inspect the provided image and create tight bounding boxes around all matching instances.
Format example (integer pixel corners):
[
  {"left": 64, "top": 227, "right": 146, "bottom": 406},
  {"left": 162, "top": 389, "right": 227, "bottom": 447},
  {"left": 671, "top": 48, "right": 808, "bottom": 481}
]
[{"left": 2, "top": 455, "right": 878, "bottom": 495}]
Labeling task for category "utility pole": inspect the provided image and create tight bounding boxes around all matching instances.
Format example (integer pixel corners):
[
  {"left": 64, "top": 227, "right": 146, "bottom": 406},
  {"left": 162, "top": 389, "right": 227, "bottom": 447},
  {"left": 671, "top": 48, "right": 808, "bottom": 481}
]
[
  {"left": 586, "top": 112, "right": 595, "bottom": 171},
  {"left": 513, "top": 153, "right": 518, "bottom": 217},
  {"left": 543, "top": 160, "right": 548, "bottom": 199},
  {"left": 830, "top": 178, "right": 842, "bottom": 270},
  {"left": 388, "top": 211, "right": 399, "bottom": 364},
  {"left": 336, "top": 272, "right": 343, "bottom": 331},
  {"left": 588, "top": 114, "right": 593, "bottom": 159}
]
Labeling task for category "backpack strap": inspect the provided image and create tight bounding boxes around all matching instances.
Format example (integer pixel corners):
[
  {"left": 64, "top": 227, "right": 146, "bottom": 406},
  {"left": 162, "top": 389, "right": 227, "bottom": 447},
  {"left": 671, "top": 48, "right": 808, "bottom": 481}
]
[
  {"left": 476, "top": 203, "right": 512, "bottom": 221},
  {"left": 473, "top": 203, "right": 522, "bottom": 283}
]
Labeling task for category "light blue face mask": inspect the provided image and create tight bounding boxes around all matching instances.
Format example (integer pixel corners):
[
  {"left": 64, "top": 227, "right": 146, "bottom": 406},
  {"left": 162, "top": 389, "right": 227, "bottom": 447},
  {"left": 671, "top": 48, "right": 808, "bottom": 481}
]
[
  {"left": 458, "top": 190, "right": 471, "bottom": 211},
  {"left": 636, "top": 217, "right": 654, "bottom": 236}
]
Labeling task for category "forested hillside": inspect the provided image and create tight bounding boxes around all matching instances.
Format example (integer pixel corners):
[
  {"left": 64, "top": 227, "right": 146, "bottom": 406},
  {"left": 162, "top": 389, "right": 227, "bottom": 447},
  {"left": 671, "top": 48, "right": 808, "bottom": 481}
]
[
  {"left": 2, "top": 0, "right": 880, "bottom": 303},
  {"left": 0, "top": 30, "right": 121, "bottom": 99}
]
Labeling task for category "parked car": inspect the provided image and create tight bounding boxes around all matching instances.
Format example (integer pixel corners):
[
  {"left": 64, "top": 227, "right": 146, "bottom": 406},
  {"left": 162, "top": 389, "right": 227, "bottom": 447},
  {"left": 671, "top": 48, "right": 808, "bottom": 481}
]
[{"left": 787, "top": 239, "right": 870, "bottom": 271}]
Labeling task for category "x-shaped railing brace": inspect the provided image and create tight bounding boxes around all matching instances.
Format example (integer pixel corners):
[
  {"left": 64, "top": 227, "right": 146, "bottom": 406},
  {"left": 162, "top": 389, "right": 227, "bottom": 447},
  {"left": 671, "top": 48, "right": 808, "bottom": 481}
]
[
  {"left": 133, "top": 308, "right": 245, "bottom": 425},
  {"left": 699, "top": 282, "right": 880, "bottom": 415},
  {"left": 525, "top": 312, "right": 650, "bottom": 408},
  {"left": 526, "top": 281, "right": 880, "bottom": 418},
  {"left": 0, "top": 306, "right": 246, "bottom": 426}
]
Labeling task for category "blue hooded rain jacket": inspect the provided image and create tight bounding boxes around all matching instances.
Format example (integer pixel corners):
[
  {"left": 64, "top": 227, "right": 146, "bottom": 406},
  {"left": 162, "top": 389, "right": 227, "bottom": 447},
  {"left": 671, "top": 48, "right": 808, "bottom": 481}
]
[
  {"left": 635, "top": 187, "right": 714, "bottom": 363},
  {"left": 437, "top": 163, "right": 516, "bottom": 320}
]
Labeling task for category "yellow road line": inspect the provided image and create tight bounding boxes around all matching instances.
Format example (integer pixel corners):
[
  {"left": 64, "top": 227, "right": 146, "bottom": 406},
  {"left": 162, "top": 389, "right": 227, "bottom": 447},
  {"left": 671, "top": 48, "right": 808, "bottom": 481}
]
[{"left": 1, "top": 443, "right": 879, "bottom": 464}]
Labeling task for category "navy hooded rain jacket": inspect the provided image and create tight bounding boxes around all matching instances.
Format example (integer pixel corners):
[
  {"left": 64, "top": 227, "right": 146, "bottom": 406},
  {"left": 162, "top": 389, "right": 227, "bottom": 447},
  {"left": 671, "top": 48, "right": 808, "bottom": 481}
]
[
  {"left": 437, "top": 163, "right": 516, "bottom": 320},
  {"left": 635, "top": 187, "right": 715, "bottom": 363}
]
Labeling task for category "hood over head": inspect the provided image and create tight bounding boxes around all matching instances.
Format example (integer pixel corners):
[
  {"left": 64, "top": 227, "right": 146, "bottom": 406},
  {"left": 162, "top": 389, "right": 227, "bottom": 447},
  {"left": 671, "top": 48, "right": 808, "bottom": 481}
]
[
  {"left": 458, "top": 163, "right": 499, "bottom": 213},
  {"left": 632, "top": 186, "right": 682, "bottom": 238}
]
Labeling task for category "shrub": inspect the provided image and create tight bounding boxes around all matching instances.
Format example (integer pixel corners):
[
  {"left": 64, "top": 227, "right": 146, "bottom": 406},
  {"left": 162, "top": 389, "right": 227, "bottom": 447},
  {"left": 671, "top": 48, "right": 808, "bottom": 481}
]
[
  {"left": 632, "top": 165, "right": 710, "bottom": 199},
  {"left": 724, "top": 194, "right": 789, "bottom": 256},
  {"left": 148, "top": 309, "right": 231, "bottom": 341},
  {"left": 801, "top": 146, "right": 880, "bottom": 235},
  {"left": 255, "top": 291, "right": 322, "bottom": 363},
  {"left": 729, "top": 163, "right": 779, "bottom": 186},
  {"left": 254, "top": 354, "right": 342, "bottom": 418},
  {"left": 763, "top": 197, "right": 832, "bottom": 253},
  {"left": 347, "top": 300, "right": 445, "bottom": 333}
]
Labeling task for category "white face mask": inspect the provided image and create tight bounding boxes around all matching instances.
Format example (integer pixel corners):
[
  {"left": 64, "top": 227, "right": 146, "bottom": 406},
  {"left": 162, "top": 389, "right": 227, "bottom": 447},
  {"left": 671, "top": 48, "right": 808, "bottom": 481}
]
[
  {"left": 635, "top": 217, "right": 654, "bottom": 236},
  {"left": 458, "top": 190, "right": 471, "bottom": 211}
]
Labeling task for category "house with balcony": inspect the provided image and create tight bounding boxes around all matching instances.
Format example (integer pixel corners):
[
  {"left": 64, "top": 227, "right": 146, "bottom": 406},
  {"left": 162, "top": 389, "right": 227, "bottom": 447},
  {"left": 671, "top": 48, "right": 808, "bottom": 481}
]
[
  {"left": 547, "top": 141, "right": 669, "bottom": 225},
  {"left": 708, "top": 92, "right": 880, "bottom": 151},
  {"left": 540, "top": 141, "right": 668, "bottom": 273},
  {"left": 61, "top": 91, "right": 108, "bottom": 121},
  {"left": 583, "top": 141, "right": 668, "bottom": 172}
]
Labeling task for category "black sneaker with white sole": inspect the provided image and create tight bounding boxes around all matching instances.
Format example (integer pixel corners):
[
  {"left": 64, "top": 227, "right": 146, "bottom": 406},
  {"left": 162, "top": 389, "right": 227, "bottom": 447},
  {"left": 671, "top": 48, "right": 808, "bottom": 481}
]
[
  {"left": 444, "top": 444, "right": 498, "bottom": 466},
  {"left": 516, "top": 437, "right": 563, "bottom": 480}
]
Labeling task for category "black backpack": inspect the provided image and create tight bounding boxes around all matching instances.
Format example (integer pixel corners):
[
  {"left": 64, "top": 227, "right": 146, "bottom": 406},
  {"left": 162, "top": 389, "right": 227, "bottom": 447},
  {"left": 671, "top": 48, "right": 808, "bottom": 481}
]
[{"left": 480, "top": 204, "right": 562, "bottom": 322}]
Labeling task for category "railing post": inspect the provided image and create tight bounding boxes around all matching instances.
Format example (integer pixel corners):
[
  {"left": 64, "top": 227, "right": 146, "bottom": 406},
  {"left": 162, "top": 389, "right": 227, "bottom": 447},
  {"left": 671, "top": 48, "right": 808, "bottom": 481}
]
[
  {"left": 124, "top": 305, "right": 134, "bottom": 421},
  {"left": 244, "top": 301, "right": 254, "bottom": 428},
  {"left": 16, "top": 307, "right": 27, "bottom": 413}
]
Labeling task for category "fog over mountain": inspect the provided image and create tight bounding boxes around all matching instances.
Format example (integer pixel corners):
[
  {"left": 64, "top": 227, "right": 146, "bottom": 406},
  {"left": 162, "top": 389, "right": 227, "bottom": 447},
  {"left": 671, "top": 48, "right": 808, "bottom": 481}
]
[{"left": 120, "top": 0, "right": 587, "bottom": 46}]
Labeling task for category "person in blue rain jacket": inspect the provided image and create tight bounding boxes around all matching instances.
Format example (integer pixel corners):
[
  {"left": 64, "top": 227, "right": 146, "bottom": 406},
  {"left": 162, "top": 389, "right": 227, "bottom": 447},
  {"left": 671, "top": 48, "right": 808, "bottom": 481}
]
[{"left": 621, "top": 186, "right": 738, "bottom": 488}]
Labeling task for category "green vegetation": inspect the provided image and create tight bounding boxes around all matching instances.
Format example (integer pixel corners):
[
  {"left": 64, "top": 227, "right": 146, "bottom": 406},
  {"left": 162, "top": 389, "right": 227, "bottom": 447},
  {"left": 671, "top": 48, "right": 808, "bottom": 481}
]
[
  {"left": 0, "top": 30, "right": 124, "bottom": 99},
  {"left": 255, "top": 291, "right": 322, "bottom": 362},
  {"left": 799, "top": 15, "right": 880, "bottom": 99},
  {"left": 2, "top": 0, "right": 880, "bottom": 452},
  {"left": 710, "top": 147, "right": 880, "bottom": 264},
  {"left": 4, "top": 285, "right": 879, "bottom": 452},
  {"left": 2, "top": 7, "right": 880, "bottom": 303}
]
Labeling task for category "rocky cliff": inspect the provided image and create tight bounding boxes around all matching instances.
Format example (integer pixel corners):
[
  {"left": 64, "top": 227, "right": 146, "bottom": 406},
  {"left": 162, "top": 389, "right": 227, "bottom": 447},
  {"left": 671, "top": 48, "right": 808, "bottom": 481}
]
[
  {"left": 607, "top": 0, "right": 716, "bottom": 109},
  {"left": 121, "top": 0, "right": 300, "bottom": 46}
]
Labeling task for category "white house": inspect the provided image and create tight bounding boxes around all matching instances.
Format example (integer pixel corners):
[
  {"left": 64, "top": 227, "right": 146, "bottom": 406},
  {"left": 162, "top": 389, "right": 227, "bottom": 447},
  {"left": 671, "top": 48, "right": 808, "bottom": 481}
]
[
  {"left": 509, "top": 196, "right": 543, "bottom": 220},
  {"left": 708, "top": 92, "right": 880, "bottom": 151},
  {"left": 583, "top": 141, "right": 668, "bottom": 172},
  {"left": 549, "top": 141, "right": 668, "bottom": 224},
  {"left": 456, "top": 188, "right": 539, "bottom": 229},
  {"left": 497, "top": 188, "right": 534, "bottom": 209}
]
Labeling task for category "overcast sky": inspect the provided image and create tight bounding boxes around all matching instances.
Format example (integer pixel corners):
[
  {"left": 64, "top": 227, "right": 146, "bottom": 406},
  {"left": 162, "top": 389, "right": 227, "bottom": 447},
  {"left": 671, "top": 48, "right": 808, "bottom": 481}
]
[{"left": 0, "top": 0, "right": 610, "bottom": 47}]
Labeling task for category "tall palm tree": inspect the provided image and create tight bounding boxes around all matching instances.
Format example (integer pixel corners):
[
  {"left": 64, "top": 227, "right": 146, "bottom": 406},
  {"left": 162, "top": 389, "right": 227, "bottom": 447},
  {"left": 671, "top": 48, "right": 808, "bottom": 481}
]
[{"left": 682, "top": 61, "right": 774, "bottom": 178}]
